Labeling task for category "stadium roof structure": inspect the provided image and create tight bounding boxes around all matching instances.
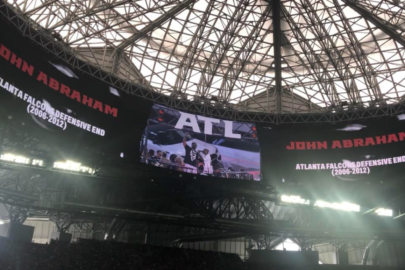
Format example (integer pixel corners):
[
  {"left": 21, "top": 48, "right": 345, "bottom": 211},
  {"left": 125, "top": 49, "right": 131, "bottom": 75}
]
[{"left": 3, "top": 0, "right": 405, "bottom": 115}]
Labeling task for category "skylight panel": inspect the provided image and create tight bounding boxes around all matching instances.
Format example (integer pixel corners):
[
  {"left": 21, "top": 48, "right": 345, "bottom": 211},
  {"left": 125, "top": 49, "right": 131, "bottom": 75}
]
[{"left": 8, "top": 0, "right": 405, "bottom": 113}]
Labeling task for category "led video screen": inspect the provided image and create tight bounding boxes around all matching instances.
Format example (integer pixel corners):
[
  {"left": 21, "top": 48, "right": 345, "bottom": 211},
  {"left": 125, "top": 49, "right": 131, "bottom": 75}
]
[
  {"left": 0, "top": 24, "right": 151, "bottom": 162},
  {"left": 141, "top": 105, "right": 261, "bottom": 181},
  {"left": 259, "top": 116, "right": 405, "bottom": 186}
]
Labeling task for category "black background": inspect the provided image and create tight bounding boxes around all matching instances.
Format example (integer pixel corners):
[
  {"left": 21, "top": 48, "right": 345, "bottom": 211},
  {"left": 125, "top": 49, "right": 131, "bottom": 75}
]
[
  {"left": 0, "top": 22, "right": 152, "bottom": 166},
  {"left": 258, "top": 118, "right": 405, "bottom": 206}
]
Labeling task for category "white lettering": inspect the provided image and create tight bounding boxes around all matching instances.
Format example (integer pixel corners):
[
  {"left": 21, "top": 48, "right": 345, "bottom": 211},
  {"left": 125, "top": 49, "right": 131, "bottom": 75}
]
[
  {"left": 224, "top": 120, "right": 241, "bottom": 139},
  {"left": 175, "top": 112, "right": 201, "bottom": 133},
  {"left": 197, "top": 115, "right": 220, "bottom": 135},
  {"left": 3, "top": 82, "right": 9, "bottom": 91}
]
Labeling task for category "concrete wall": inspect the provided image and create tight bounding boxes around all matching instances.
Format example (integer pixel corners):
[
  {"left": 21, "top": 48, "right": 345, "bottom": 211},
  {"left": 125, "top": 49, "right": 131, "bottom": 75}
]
[
  {"left": 23, "top": 219, "right": 93, "bottom": 244},
  {"left": 182, "top": 238, "right": 247, "bottom": 259}
]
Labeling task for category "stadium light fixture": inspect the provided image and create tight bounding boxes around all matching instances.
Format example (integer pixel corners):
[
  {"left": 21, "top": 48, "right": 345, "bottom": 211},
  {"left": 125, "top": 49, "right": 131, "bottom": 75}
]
[
  {"left": 314, "top": 200, "right": 360, "bottom": 212},
  {"left": 53, "top": 160, "right": 95, "bottom": 175},
  {"left": 0, "top": 153, "right": 30, "bottom": 164},
  {"left": 0, "top": 153, "right": 44, "bottom": 167},
  {"left": 32, "top": 159, "right": 44, "bottom": 166},
  {"left": 280, "top": 195, "right": 310, "bottom": 205},
  {"left": 375, "top": 208, "right": 393, "bottom": 217},
  {"left": 280, "top": 195, "right": 392, "bottom": 218}
]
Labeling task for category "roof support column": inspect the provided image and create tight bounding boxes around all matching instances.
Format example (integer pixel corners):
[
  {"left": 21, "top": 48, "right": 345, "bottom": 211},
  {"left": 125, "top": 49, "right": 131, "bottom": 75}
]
[
  {"left": 112, "top": 50, "right": 122, "bottom": 75},
  {"left": 273, "top": 0, "right": 283, "bottom": 114}
]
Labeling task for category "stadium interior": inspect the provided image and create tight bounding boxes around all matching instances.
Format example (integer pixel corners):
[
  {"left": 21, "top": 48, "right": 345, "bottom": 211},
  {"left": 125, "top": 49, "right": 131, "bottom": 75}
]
[{"left": 1, "top": 0, "right": 405, "bottom": 269}]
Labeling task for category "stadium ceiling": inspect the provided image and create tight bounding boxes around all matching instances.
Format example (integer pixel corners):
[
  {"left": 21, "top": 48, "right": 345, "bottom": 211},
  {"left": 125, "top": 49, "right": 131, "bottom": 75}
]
[{"left": 3, "top": 0, "right": 405, "bottom": 114}]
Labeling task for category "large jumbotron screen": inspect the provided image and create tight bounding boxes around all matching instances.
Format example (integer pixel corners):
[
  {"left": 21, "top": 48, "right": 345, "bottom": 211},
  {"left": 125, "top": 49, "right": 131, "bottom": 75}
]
[
  {"left": 259, "top": 117, "right": 405, "bottom": 187},
  {"left": 3, "top": 17, "right": 405, "bottom": 190},
  {"left": 141, "top": 104, "right": 261, "bottom": 181},
  {"left": 0, "top": 25, "right": 151, "bottom": 163}
]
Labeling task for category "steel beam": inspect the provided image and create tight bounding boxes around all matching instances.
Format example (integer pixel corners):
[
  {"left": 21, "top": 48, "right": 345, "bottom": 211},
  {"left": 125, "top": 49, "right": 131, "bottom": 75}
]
[
  {"left": 342, "top": 0, "right": 405, "bottom": 48},
  {"left": 362, "top": 240, "right": 375, "bottom": 265},
  {"left": 22, "top": 0, "right": 59, "bottom": 15},
  {"left": 51, "top": 213, "right": 74, "bottom": 233},
  {"left": 254, "top": 235, "right": 284, "bottom": 250},
  {"left": 393, "top": 212, "right": 405, "bottom": 219},
  {"left": 173, "top": 0, "right": 217, "bottom": 93},
  {"left": 223, "top": 4, "right": 274, "bottom": 107},
  {"left": 171, "top": 232, "right": 246, "bottom": 248},
  {"left": 273, "top": 0, "right": 283, "bottom": 114},
  {"left": 281, "top": 3, "right": 338, "bottom": 105},
  {"left": 372, "top": 240, "right": 385, "bottom": 265},
  {"left": 112, "top": 50, "right": 122, "bottom": 75},
  {"left": 48, "top": 0, "right": 147, "bottom": 29},
  {"left": 197, "top": 0, "right": 252, "bottom": 96},
  {"left": 2, "top": 2, "right": 405, "bottom": 123},
  {"left": 331, "top": 0, "right": 382, "bottom": 99},
  {"left": 4, "top": 204, "right": 29, "bottom": 224},
  {"left": 116, "top": 0, "right": 196, "bottom": 51},
  {"left": 300, "top": 0, "right": 355, "bottom": 100}
]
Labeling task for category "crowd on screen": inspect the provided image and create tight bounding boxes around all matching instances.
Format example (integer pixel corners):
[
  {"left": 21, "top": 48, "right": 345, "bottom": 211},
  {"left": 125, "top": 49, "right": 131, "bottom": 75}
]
[
  {"left": 0, "top": 238, "right": 245, "bottom": 270},
  {"left": 144, "top": 132, "right": 224, "bottom": 176},
  {"left": 144, "top": 149, "right": 184, "bottom": 172},
  {"left": 142, "top": 133, "right": 254, "bottom": 180}
]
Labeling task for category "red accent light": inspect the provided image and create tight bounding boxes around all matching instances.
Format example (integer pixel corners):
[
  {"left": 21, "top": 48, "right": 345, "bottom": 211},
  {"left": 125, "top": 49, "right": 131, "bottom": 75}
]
[
  {"left": 158, "top": 117, "right": 163, "bottom": 122},
  {"left": 252, "top": 126, "right": 257, "bottom": 131},
  {"left": 159, "top": 109, "right": 164, "bottom": 115},
  {"left": 252, "top": 134, "right": 257, "bottom": 138}
]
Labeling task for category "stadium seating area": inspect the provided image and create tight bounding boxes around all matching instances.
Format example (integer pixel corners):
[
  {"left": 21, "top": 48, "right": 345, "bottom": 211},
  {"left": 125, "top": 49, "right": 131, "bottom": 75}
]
[{"left": 0, "top": 237, "right": 245, "bottom": 270}]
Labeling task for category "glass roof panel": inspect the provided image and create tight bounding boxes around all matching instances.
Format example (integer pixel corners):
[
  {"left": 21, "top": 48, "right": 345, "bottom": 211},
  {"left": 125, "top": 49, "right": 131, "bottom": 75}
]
[{"left": 7, "top": 0, "right": 405, "bottom": 113}]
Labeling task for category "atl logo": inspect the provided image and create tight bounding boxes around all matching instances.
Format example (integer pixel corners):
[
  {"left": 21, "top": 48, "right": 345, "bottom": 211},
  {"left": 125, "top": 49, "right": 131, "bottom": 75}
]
[{"left": 174, "top": 112, "right": 242, "bottom": 139}]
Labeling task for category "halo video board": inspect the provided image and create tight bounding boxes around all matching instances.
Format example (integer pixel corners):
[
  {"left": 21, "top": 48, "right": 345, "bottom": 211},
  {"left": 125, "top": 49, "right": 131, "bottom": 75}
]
[
  {"left": 259, "top": 117, "right": 405, "bottom": 184},
  {"left": 141, "top": 104, "right": 261, "bottom": 181},
  {"left": 0, "top": 23, "right": 151, "bottom": 163}
]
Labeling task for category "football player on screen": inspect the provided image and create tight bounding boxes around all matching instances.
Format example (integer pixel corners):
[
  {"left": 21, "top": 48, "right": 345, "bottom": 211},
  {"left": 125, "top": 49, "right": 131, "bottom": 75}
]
[{"left": 183, "top": 132, "right": 198, "bottom": 168}]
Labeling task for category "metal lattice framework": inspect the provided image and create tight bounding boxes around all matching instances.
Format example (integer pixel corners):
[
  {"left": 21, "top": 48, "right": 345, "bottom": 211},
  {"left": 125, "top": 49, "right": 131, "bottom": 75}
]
[
  {"left": 1, "top": 121, "right": 405, "bottom": 263},
  {"left": 1, "top": 0, "right": 405, "bottom": 122}
]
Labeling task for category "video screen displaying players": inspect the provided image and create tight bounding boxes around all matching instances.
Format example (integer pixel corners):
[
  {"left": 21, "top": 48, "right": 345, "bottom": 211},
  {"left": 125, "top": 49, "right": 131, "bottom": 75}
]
[{"left": 141, "top": 104, "right": 261, "bottom": 181}]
